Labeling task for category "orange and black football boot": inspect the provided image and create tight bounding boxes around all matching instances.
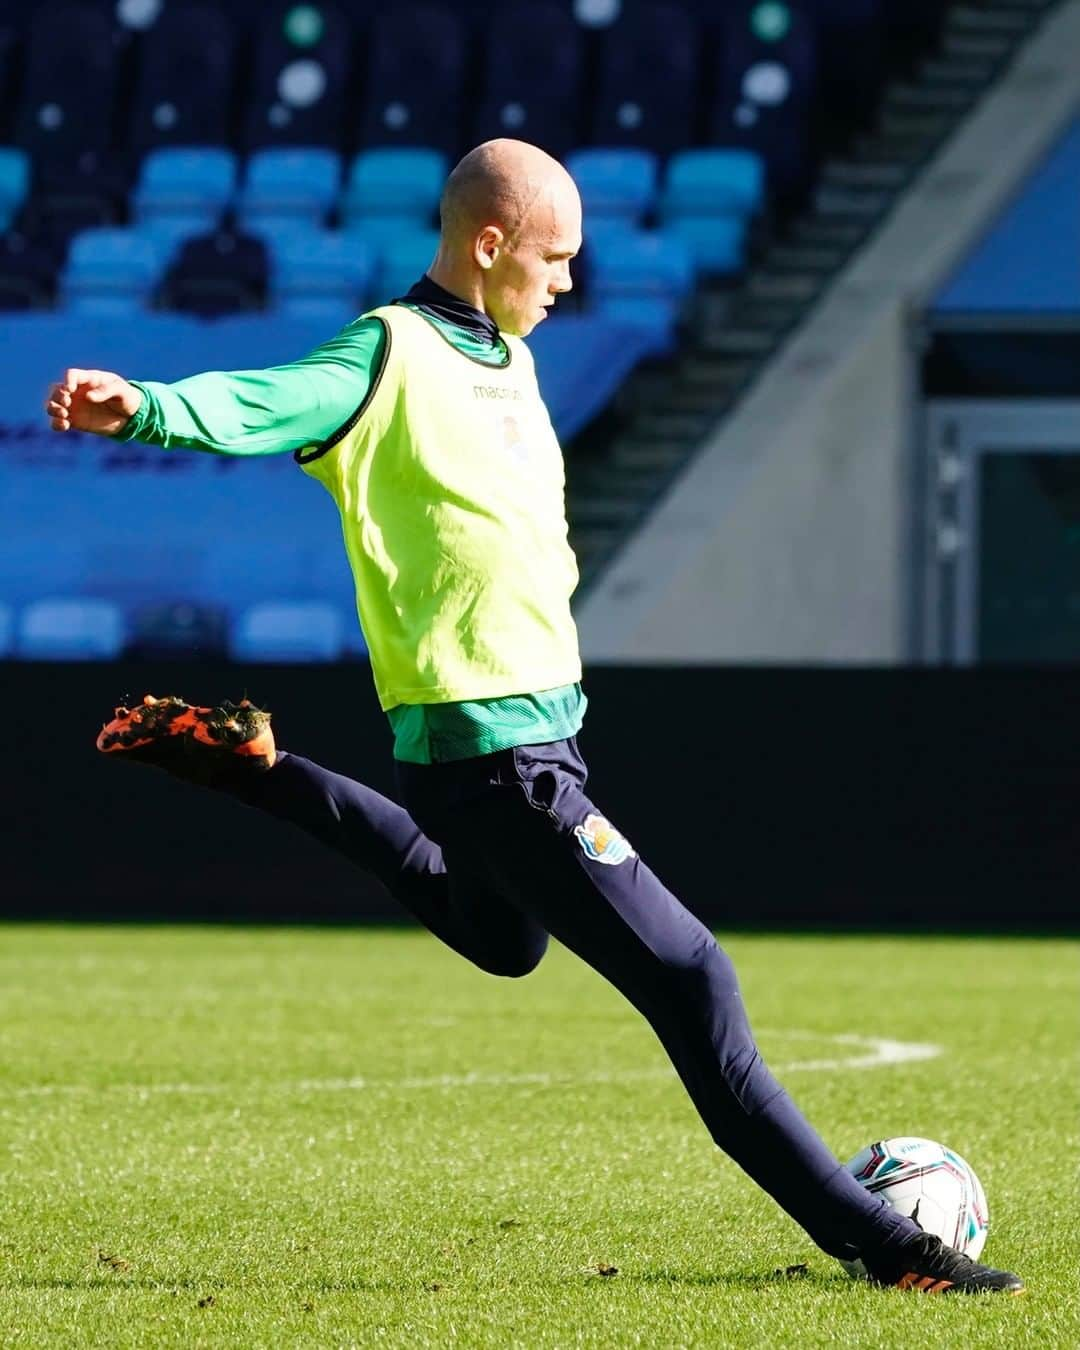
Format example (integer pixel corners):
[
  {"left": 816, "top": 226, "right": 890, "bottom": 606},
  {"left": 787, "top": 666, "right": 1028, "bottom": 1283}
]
[
  {"left": 96, "top": 694, "right": 276, "bottom": 783},
  {"left": 863, "top": 1232, "right": 1024, "bottom": 1294}
]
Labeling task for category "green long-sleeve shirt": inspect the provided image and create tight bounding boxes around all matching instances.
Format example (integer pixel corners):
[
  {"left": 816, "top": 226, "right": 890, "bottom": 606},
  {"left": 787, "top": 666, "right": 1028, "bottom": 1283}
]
[{"left": 116, "top": 295, "right": 586, "bottom": 762}]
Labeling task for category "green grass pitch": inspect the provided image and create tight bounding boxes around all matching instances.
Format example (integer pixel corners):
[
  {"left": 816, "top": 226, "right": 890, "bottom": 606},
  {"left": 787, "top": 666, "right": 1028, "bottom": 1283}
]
[{"left": 0, "top": 925, "right": 1076, "bottom": 1348}]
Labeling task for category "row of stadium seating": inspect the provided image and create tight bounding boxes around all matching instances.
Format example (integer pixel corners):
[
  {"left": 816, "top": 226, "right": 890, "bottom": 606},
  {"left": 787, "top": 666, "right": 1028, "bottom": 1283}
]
[
  {"left": 2, "top": 0, "right": 817, "bottom": 168},
  {"left": 2, "top": 143, "right": 763, "bottom": 256},
  {"left": 0, "top": 597, "right": 367, "bottom": 663},
  {"left": 52, "top": 221, "right": 701, "bottom": 355},
  {"left": 0, "top": 0, "right": 935, "bottom": 235},
  {"left": 10, "top": 144, "right": 759, "bottom": 349}
]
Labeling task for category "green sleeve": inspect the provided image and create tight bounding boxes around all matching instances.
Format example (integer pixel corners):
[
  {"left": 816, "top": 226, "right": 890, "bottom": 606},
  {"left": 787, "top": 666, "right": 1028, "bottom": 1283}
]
[{"left": 114, "top": 316, "right": 387, "bottom": 456}]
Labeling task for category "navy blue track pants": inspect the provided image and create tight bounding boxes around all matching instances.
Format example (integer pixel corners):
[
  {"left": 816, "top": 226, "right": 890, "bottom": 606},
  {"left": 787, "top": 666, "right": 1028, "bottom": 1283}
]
[{"left": 228, "top": 736, "right": 916, "bottom": 1262}]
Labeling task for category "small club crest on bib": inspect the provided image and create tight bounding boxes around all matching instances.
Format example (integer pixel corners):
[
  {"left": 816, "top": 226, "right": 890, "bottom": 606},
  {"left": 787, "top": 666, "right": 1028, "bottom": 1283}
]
[{"left": 574, "top": 813, "right": 635, "bottom": 866}]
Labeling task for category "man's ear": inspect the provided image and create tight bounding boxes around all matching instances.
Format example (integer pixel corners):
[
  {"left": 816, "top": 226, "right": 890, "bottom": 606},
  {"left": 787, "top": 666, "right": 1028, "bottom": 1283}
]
[{"left": 475, "top": 225, "right": 504, "bottom": 271}]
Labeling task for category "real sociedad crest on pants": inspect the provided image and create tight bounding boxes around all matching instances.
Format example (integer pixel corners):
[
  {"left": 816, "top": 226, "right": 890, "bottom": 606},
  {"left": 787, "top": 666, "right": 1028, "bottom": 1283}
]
[{"left": 574, "top": 813, "right": 635, "bottom": 866}]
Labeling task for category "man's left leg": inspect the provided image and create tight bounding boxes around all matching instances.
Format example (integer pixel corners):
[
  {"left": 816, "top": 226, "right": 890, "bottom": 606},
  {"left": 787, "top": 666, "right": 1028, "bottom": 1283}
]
[{"left": 400, "top": 738, "right": 1023, "bottom": 1291}]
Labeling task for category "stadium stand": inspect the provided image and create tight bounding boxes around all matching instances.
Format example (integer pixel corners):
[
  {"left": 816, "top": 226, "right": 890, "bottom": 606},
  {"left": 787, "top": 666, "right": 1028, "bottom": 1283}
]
[{"left": 0, "top": 0, "right": 1060, "bottom": 659}]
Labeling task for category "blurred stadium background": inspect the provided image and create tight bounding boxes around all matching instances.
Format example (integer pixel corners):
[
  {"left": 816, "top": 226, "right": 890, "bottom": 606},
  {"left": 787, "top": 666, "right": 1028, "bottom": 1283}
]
[{"left": 1, "top": 0, "right": 1077, "bottom": 929}]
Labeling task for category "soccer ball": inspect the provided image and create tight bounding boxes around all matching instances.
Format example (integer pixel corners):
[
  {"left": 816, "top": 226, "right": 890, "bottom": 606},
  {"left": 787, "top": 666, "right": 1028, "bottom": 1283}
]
[{"left": 840, "top": 1136, "right": 989, "bottom": 1278}]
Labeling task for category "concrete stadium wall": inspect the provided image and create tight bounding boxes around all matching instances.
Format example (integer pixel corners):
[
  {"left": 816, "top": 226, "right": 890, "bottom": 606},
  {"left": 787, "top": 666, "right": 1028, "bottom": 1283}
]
[
  {"left": 2, "top": 662, "right": 1075, "bottom": 929},
  {"left": 578, "top": 1, "right": 1080, "bottom": 663}
]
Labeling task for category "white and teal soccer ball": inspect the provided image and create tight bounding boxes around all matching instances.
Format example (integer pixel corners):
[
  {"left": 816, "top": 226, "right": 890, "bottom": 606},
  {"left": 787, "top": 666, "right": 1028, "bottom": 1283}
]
[{"left": 840, "top": 1136, "right": 990, "bottom": 1278}]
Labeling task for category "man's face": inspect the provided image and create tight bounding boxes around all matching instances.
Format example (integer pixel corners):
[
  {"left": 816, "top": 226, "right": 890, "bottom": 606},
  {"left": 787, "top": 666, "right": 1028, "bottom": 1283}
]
[{"left": 481, "top": 182, "right": 582, "bottom": 337}]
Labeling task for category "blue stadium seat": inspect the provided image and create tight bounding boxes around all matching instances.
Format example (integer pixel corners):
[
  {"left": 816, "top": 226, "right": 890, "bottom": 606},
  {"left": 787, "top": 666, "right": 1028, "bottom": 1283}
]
[
  {"left": 359, "top": 4, "right": 467, "bottom": 155},
  {"left": 59, "top": 228, "right": 166, "bottom": 312},
  {"left": 0, "top": 602, "right": 12, "bottom": 656},
  {"left": 587, "top": 229, "right": 694, "bottom": 356},
  {"left": 710, "top": 1, "right": 819, "bottom": 200},
  {"left": 16, "top": 598, "right": 125, "bottom": 661},
  {"left": 230, "top": 601, "right": 345, "bottom": 662},
  {"left": 658, "top": 148, "right": 762, "bottom": 271},
  {"left": 473, "top": 4, "right": 584, "bottom": 159},
  {"left": 16, "top": 3, "right": 122, "bottom": 159},
  {"left": 269, "top": 230, "right": 374, "bottom": 312},
  {"left": 660, "top": 149, "right": 765, "bottom": 218},
  {"left": 590, "top": 2, "right": 700, "bottom": 157},
  {"left": 0, "top": 149, "right": 29, "bottom": 233},
  {"left": 132, "top": 149, "right": 237, "bottom": 235},
  {"left": 237, "top": 149, "right": 342, "bottom": 232},
  {"left": 342, "top": 148, "right": 447, "bottom": 229},
  {"left": 662, "top": 216, "right": 748, "bottom": 276},
  {"left": 245, "top": 2, "right": 354, "bottom": 148},
  {"left": 373, "top": 228, "right": 439, "bottom": 300},
  {"left": 128, "top": 4, "right": 235, "bottom": 150},
  {"left": 565, "top": 149, "right": 657, "bottom": 234}
]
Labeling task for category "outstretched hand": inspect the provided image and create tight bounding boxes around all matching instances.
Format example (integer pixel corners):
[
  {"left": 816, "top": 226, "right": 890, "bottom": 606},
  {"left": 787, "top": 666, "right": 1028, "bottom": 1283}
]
[{"left": 44, "top": 368, "right": 142, "bottom": 436}]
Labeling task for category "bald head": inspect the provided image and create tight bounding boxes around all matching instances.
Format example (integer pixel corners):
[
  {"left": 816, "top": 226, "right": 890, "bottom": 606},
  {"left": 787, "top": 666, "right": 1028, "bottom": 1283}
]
[
  {"left": 440, "top": 139, "right": 579, "bottom": 247},
  {"left": 428, "top": 139, "right": 582, "bottom": 337}
]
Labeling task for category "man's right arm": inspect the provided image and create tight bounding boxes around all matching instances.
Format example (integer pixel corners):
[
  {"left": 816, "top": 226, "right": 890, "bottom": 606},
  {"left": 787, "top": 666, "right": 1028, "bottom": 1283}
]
[{"left": 44, "top": 317, "right": 387, "bottom": 457}]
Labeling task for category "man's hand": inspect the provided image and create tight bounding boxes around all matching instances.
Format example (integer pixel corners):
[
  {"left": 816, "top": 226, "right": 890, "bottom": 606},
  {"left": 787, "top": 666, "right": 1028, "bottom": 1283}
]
[{"left": 44, "top": 369, "right": 143, "bottom": 436}]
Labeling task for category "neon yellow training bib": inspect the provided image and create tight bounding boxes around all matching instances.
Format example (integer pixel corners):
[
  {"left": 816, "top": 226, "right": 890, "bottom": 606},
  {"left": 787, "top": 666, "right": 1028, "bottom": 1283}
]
[{"left": 298, "top": 304, "right": 582, "bottom": 711}]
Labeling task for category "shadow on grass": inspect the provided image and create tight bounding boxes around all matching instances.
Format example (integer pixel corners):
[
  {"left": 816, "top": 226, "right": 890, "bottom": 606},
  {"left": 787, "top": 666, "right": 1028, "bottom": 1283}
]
[
  {"left": 620, "top": 1268, "right": 847, "bottom": 1292},
  {"left": 7, "top": 1268, "right": 855, "bottom": 1296}
]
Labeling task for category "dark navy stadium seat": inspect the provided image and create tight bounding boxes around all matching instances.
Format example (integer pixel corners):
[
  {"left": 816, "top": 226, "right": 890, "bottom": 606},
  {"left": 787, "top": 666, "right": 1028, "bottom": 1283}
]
[
  {"left": 245, "top": 2, "right": 353, "bottom": 149},
  {"left": 25, "top": 150, "right": 133, "bottom": 253},
  {"left": 15, "top": 4, "right": 124, "bottom": 160},
  {"left": 128, "top": 4, "right": 236, "bottom": 151},
  {"left": 591, "top": 3, "right": 700, "bottom": 157},
  {"left": 709, "top": 1, "right": 819, "bottom": 200},
  {"left": 0, "top": 230, "right": 61, "bottom": 310},
  {"left": 809, "top": 0, "right": 884, "bottom": 131},
  {"left": 161, "top": 229, "right": 269, "bottom": 316},
  {"left": 473, "top": 4, "right": 584, "bottom": 160},
  {"left": 359, "top": 5, "right": 467, "bottom": 156}
]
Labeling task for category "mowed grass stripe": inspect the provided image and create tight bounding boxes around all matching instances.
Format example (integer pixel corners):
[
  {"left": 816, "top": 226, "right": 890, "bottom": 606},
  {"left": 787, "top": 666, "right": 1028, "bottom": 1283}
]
[{"left": 0, "top": 925, "right": 1076, "bottom": 1349}]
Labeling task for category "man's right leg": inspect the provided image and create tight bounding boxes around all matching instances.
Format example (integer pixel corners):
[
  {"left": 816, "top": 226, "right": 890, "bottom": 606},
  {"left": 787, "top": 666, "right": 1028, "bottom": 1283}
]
[
  {"left": 225, "top": 751, "right": 549, "bottom": 979},
  {"left": 95, "top": 695, "right": 547, "bottom": 979}
]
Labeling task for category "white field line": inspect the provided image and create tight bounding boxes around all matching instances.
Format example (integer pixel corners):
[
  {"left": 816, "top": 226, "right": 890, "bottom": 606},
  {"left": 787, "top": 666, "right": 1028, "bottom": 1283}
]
[{"left": 8, "top": 1032, "right": 941, "bottom": 1100}]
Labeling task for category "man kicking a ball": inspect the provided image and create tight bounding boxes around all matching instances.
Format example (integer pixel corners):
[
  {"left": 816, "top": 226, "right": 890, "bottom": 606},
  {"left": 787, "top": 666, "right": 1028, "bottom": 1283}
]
[{"left": 46, "top": 139, "right": 1021, "bottom": 1294}]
